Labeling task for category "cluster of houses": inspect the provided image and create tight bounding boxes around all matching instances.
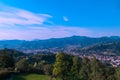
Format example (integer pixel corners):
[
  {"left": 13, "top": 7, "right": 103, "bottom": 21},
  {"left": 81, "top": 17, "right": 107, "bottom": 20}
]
[{"left": 80, "top": 54, "right": 120, "bottom": 67}]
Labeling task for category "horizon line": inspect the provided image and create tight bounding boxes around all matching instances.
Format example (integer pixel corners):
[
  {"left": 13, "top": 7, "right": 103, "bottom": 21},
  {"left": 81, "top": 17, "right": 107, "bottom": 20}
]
[{"left": 0, "top": 35, "right": 119, "bottom": 41}]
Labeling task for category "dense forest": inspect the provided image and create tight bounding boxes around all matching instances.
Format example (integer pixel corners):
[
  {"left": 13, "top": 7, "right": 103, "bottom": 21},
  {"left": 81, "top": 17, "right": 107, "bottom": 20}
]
[{"left": 0, "top": 49, "right": 120, "bottom": 80}]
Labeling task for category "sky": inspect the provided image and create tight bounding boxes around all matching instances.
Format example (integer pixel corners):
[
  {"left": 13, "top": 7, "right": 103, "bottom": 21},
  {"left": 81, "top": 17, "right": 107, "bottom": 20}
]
[{"left": 0, "top": 0, "right": 120, "bottom": 40}]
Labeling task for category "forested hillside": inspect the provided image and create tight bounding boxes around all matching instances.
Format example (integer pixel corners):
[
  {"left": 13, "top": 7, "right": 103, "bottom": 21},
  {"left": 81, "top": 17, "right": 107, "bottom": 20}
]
[
  {"left": 0, "top": 36, "right": 120, "bottom": 52},
  {"left": 75, "top": 41, "right": 120, "bottom": 55}
]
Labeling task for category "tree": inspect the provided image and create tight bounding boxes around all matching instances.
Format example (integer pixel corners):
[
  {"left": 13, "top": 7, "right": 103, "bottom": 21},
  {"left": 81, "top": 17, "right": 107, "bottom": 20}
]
[
  {"left": 53, "top": 52, "right": 72, "bottom": 80},
  {"left": 115, "top": 67, "right": 120, "bottom": 80},
  {"left": 79, "top": 57, "right": 91, "bottom": 80},
  {"left": 0, "top": 49, "right": 15, "bottom": 68},
  {"left": 89, "top": 56, "right": 106, "bottom": 80},
  {"left": 15, "top": 58, "right": 29, "bottom": 72},
  {"left": 43, "top": 64, "right": 53, "bottom": 75},
  {"left": 105, "top": 67, "right": 116, "bottom": 80},
  {"left": 71, "top": 56, "right": 81, "bottom": 80}
]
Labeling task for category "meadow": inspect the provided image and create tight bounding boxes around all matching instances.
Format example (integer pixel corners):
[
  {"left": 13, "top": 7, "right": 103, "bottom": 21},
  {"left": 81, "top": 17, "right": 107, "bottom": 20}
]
[{"left": 13, "top": 74, "right": 53, "bottom": 80}]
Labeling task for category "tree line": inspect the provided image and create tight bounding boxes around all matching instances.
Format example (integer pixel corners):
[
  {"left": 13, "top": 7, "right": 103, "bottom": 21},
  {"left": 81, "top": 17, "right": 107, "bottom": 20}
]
[
  {"left": 53, "top": 53, "right": 120, "bottom": 80},
  {"left": 0, "top": 49, "right": 120, "bottom": 80}
]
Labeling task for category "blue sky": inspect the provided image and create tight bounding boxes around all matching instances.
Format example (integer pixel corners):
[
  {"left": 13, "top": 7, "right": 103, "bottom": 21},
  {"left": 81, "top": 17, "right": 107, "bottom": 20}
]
[{"left": 0, "top": 0, "right": 120, "bottom": 40}]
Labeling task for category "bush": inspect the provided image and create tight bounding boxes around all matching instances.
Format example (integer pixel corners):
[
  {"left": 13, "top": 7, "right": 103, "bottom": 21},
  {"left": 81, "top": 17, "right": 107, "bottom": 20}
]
[{"left": 0, "top": 68, "right": 12, "bottom": 79}]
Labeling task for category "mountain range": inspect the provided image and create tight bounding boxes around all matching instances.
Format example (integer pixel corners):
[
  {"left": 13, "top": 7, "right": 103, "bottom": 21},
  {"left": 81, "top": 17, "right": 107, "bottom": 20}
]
[{"left": 0, "top": 36, "right": 120, "bottom": 54}]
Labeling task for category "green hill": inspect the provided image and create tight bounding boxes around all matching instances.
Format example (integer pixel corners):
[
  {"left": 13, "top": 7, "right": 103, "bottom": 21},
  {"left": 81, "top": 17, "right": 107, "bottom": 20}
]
[{"left": 77, "top": 41, "right": 120, "bottom": 55}]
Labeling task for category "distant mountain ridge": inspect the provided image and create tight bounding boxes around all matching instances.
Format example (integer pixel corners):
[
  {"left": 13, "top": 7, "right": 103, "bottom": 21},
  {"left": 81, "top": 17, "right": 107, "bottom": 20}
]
[{"left": 0, "top": 36, "right": 120, "bottom": 53}]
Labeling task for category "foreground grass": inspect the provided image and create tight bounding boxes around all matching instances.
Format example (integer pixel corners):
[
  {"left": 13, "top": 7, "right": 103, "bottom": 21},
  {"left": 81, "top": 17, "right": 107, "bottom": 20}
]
[{"left": 13, "top": 74, "right": 59, "bottom": 80}]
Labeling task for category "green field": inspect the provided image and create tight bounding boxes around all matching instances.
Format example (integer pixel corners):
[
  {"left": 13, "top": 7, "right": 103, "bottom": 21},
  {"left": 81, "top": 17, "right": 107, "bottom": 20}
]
[{"left": 13, "top": 74, "right": 57, "bottom": 80}]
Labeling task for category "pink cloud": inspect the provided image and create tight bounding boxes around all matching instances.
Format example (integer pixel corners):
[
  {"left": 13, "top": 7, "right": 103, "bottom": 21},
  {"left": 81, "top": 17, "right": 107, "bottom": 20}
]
[
  {"left": 0, "top": 26, "right": 92, "bottom": 40},
  {"left": 0, "top": 4, "right": 93, "bottom": 40},
  {"left": 0, "top": 4, "right": 52, "bottom": 26}
]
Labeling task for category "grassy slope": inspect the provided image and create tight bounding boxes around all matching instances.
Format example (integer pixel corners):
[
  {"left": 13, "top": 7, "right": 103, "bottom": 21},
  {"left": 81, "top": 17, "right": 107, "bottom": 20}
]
[{"left": 13, "top": 74, "right": 59, "bottom": 80}]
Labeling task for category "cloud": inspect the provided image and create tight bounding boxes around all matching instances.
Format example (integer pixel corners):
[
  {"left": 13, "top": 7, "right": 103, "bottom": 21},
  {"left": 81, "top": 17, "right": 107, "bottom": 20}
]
[
  {"left": 0, "top": 26, "right": 92, "bottom": 40},
  {"left": 92, "top": 28, "right": 120, "bottom": 37},
  {"left": 0, "top": 4, "right": 52, "bottom": 26},
  {"left": 63, "top": 16, "right": 68, "bottom": 22},
  {"left": 0, "top": 4, "right": 93, "bottom": 40}
]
